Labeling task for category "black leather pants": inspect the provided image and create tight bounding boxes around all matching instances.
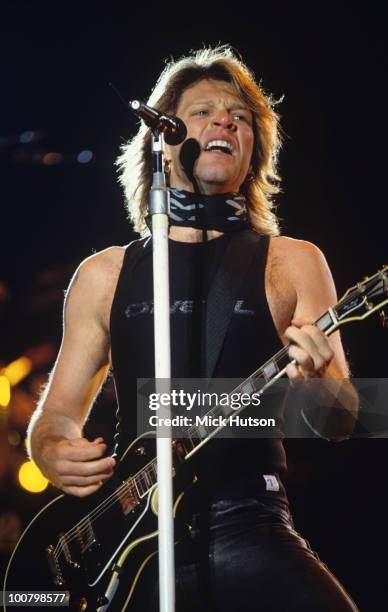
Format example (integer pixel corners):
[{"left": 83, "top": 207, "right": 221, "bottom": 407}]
[{"left": 139, "top": 496, "right": 359, "bottom": 611}]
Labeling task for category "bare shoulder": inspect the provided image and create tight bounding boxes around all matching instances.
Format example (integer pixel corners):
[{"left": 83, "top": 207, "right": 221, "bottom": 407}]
[
  {"left": 269, "top": 235, "right": 326, "bottom": 262},
  {"left": 70, "top": 246, "right": 125, "bottom": 292},
  {"left": 65, "top": 246, "right": 127, "bottom": 333},
  {"left": 77, "top": 245, "right": 126, "bottom": 278},
  {"left": 269, "top": 235, "right": 332, "bottom": 282},
  {"left": 270, "top": 234, "right": 339, "bottom": 320}
]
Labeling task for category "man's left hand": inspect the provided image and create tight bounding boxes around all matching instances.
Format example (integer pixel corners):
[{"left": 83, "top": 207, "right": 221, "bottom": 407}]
[{"left": 284, "top": 318, "right": 334, "bottom": 380}]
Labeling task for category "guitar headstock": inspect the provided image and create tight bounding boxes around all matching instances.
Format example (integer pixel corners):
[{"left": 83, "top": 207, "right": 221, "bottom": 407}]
[{"left": 334, "top": 266, "right": 388, "bottom": 324}]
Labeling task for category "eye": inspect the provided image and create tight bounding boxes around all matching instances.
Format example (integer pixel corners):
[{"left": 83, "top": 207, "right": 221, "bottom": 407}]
[
  {"left": 233, "top": 113, "right": 248, "bottom": 122},
  {"left": 192, "top": 109, "right": 208, "bottom": 117}
]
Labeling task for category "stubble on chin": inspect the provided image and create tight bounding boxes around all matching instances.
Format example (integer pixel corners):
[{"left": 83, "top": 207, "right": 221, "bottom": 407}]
[{"left": 195, "top": 166, "right": 237, "bottom": 192}]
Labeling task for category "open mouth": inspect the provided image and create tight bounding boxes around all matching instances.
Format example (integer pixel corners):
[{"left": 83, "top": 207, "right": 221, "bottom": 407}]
[{"left": 204, "top": 139, "right": 233, "bottom": 155}]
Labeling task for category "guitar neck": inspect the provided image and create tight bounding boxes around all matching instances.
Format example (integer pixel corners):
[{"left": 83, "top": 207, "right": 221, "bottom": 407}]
[{"left": 179, "top": 307, "right": 340, "bottom": 459}]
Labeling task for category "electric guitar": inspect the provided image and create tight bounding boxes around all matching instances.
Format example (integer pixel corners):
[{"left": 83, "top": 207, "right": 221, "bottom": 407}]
[{"left": 3, "top": 266, "right": 387, "bottom": 611}]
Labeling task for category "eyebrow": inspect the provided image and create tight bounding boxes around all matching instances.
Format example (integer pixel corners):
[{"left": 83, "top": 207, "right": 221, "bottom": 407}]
[{"left": 187, "top": 99, "right": 250, "bottom": 111}]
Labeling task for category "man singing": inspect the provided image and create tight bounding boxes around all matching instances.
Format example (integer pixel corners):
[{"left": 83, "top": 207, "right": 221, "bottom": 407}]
[{"left": 28, "top": 46, "right": 358, "bottom": 610}]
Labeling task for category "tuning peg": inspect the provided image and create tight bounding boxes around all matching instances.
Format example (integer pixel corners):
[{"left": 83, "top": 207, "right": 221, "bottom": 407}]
[{"left": 380, "top": 311, "right": 388, "bottom": 328}]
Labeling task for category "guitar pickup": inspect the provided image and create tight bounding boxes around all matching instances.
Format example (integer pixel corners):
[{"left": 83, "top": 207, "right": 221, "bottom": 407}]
[{"left": 76, "top": 516, "right": 97, "bottom": 554}]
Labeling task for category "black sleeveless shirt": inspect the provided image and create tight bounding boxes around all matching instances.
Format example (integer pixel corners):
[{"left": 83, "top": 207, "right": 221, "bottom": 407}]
[{"left": 110, "top": 231, "right": 287, "bottom": 497}]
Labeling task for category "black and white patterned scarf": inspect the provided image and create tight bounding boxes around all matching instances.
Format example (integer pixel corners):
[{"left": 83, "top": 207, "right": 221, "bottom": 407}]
[{"left": 167, "top": 188, "right": 249, "bottom": 232}]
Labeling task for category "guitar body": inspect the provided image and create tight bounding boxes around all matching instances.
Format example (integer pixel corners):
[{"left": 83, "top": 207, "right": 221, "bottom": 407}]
[{"left": 3, "top": 434, "right": 190, "bottom": 611}]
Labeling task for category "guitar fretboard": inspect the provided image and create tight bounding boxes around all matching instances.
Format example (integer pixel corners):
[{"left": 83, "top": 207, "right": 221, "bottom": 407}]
[
  {"left": 131, "top": 459, "right": 158, "bottom": 498},
  {"left": 180, "top": 309, "right": 337, "bottom": 456}
]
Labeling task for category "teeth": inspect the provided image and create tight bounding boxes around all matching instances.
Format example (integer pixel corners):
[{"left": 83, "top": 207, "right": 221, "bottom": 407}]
[{"left": 205, "top": 140, "right": 232, "bottom": 152}]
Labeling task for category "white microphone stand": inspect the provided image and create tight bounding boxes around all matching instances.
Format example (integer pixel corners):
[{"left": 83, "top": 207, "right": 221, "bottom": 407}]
[{"left": 149, "top": 128, "right": 175, "bottom": 612}]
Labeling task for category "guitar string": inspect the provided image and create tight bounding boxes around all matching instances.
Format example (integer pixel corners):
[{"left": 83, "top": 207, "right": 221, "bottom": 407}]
[
  {"left": 54, "top": 483, "right": 140, "bottom": 559},
  {"left": 54, "top": 470, "right": 149, "bottom": 554},
  {"left": 182, "top": 345, "right": 291, "bottom": 437},
  {"left": 53, "top": 282, "right": 385, "bottom": 559},
  {"left": 54, "top": 485, "right": 129, "bottom": 558},
  {"left": 54, "top": 459, "right": 159, "bottom": 558}
]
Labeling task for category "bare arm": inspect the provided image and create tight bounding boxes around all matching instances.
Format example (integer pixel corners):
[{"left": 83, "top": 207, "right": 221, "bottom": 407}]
[
  {"left": 281, "top": 240, "right": 358, "bottom": 438},
  {"left": 28, "top": 247, "right": 124, "bottom": 496}
]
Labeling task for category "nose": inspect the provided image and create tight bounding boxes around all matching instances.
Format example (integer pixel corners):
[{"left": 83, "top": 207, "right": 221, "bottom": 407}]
[{"left": 212, "top": 111, "right": 237, "bottom": 132}]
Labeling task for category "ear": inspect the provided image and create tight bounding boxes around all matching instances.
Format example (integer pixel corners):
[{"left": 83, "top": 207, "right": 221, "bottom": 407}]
[
  {"left": 164, "top": 158, "right": 171, "bottom": 176},
  {"left": 164, "top": 142, "right": 172, "bottom": 164}
]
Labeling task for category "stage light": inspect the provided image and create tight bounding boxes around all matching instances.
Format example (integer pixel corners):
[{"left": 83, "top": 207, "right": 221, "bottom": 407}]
[
  {"left": 2, "top": 356, "right": 32, "bottom": 386},
  {"left": 18, "top": 460, "right": 48, "bottom": 493},
  {"left": 19, "top": 131, "right": 35, "bottom": 144},
  {"left": 0, "top": 375, "right": 10, "bottom": 408},
  {"left": 42, "top": 152, "right": 64, "bottom": 166},
  {"left": 77, "top": 150, "right": 93, "bottom": 164}
]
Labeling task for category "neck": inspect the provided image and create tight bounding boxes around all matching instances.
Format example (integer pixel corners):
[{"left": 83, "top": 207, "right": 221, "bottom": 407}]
[
  {"left": 170, "top": 181, "right": 238, "bottom": 196},
  {"left": 169, "top": 226, "right": 224, "bottom": 243},
  {"left": 165, "top": 188, "right": 248, "bottom": 239}
]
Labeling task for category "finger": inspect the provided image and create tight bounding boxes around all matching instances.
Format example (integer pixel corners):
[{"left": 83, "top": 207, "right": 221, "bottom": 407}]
[
  {"left": 68, "top": 437, "right": 96, "bottom": 446},
  {"left": 286, "top": 327, "right": 326, "bottom": 372},
  {"left": 58, "top": 440, "right": 108, "bottom": 462},
  {"left": 58, "top": 456, "right": 116, "bottom": 478},
  {"left": 288, "top": 345, "right": 315, "bottom": 377},
  {"left": 67, "top": 437, "right": 105, "bottom": 449},
  {"left": 285, "top": 325, "right": 317, "bottom": 351},
  {"left": 291, "top": 318, "right": 312, "bottom": 328},
  {"left": 68, "top": 437, "right": 105, "bottom": 449},
  {"left": 62, "top": 482, "right": 104, "bottom": 497},
  {"left": 61, "top": 470, "right": 114, "bottom": 486},
  {"left": 304, "top": 326, "right": 334, "bottom": 363},
  {"left": 288, "top": 324, "right": 334, "bottom": 366},
  {"left": 286, "top": 362, "right": 303, "bottom": 381}
]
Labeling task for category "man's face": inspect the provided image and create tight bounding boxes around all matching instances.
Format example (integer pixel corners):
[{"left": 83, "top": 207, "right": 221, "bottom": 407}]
[{"left": 165, "top": 79, "right": 254, "bottom": 194}]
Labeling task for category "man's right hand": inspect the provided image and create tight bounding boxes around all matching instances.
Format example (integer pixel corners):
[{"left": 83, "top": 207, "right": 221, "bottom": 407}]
[{"left": 42, "top": 436, "right": 116, "bottom": 497}]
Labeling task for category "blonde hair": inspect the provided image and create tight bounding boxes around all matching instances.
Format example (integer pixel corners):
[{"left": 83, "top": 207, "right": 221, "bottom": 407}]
[{"left": 116, "top": 45, "right": 282, "bottom": 236}]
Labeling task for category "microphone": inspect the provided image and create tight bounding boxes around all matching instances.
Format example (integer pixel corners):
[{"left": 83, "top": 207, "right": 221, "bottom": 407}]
[
  {"left": 129, "top": 100, "right": 187, "bottom": 145},
  {"left": 179, "top": 138, "right": 205, "bottom": 239},
  {"left": 179, "top": 138, "right": 201, "bottom": 183}
]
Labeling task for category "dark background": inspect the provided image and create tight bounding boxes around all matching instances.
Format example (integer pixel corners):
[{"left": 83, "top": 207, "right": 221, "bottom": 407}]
[{"left": 0, "top": 1, "right": 387, "bottom": 610}]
